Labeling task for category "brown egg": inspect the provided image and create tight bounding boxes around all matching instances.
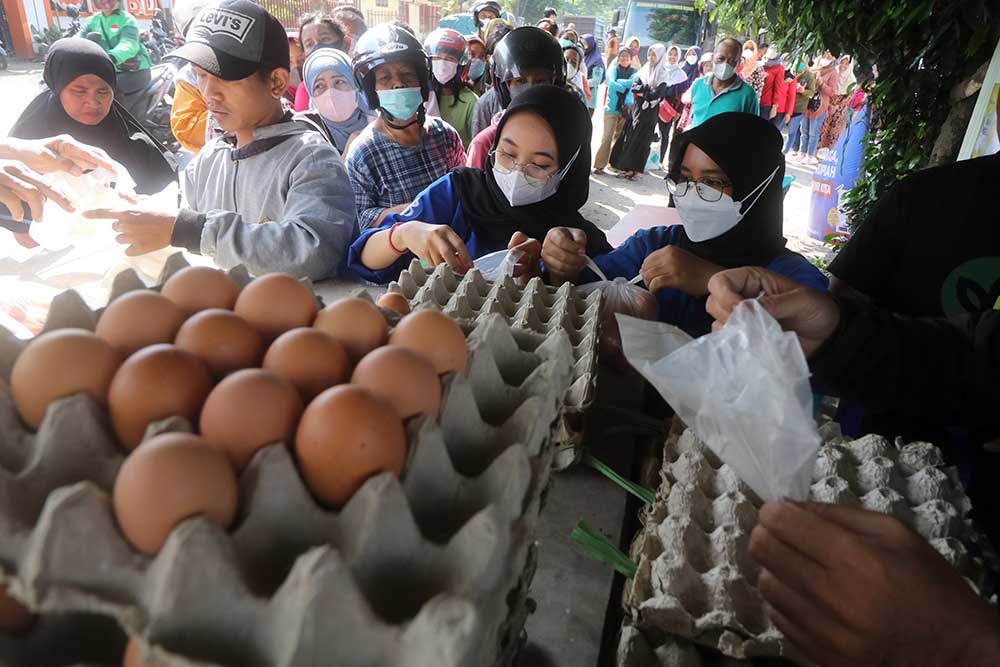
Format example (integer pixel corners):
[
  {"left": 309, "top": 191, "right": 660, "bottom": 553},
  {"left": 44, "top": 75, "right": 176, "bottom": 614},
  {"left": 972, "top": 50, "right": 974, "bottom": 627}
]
[
  {"left": 175, "top": 309, "right": 263, "bottom": 378},
  {"left": 0, "top": 583, "right": 33, "bottom": 634},
  {"left": 113, "top": 432, "right": 237, "bottom": 556},
  {"left": 161, "top": 266, "right": 240, "bottom": 316},
  {"left": 233, "top": 274, "right": 317, "bottom": 342},
  {"left": 389, "top": 309, "right": 468, "bottom": 375},
  {"left": 200, "top": 369, "right": 303, "bottom": 470},
  {"left": 108, "top": 345, "right": 213, "bottom": 450},
  {"left": 313, "top": 298, "right": 387, "bottom": 363},
  {"left": 376, "top": 292, "right": 411, "bottom": 315},
  {"left": 10, "top": 328, "right": 120, "bottom": 430},
  {"left": 262, "top": 328, "right": 350, "bottom": 401},
  {"left": 96, "top": 290, "right": 186, "bottom": 357},
  {"left": 295, "top": 385, "right": 406, "bottom": 507},
  {"left": 351, "top": 346, "right": 440, "bottom": 418}
]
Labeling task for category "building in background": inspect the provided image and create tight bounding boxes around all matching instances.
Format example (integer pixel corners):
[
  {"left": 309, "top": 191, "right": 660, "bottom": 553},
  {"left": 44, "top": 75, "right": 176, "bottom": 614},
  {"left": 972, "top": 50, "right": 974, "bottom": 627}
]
[{"left": 256, "top": 0, "right": 441, "bottom": 39}]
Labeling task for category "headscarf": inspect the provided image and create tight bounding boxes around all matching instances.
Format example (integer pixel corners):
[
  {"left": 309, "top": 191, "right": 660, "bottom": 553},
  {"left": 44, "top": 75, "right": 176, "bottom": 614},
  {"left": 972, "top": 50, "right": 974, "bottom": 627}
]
[
  {"left": 666, "top": 112, "right": 787, "bottom": 267},
  {"left": 836, "top": 55, "right": 857, "bottom": 95},
  {"left": 582, "top": 34, "right": 603, "bottom": 75},
  {"left": 638, "top": 43, "right": 686, "bottom": 88},
  {"left": 682, "top": 46, "right": 701, "bottom": 87},
  {"left": 625, "top": 35, "right": 641, "bottom": 57},
  {"left": 302, "top": 46, "right": 372, "bottom": 152},
  {"left": 449, "top": 84, "right": 610, "bottom": 256},
  {"left": 739, "top": 39, "right": 760, "bottom": 78},
  {"left": 484, "top": 18, "right": 514, "bottom": 54},
  {"left": 9, "top": 38, "right": 175, "bottom": 195}
]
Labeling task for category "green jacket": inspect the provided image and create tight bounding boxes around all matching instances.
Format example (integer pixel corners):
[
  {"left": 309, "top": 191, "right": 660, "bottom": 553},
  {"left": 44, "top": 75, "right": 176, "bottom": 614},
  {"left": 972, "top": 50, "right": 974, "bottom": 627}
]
[
  {"left": 81, "top": 10, "right": 150, "bottom": 72},
  {"left": 792, "top": 69, "right": 816, "bottom": 114}
]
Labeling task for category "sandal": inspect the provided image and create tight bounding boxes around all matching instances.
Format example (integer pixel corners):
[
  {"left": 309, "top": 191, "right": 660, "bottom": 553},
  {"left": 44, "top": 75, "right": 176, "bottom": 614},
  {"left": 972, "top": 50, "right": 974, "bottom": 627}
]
[{"left": 593, "top": 167, "right": 607, "bottom": 175}]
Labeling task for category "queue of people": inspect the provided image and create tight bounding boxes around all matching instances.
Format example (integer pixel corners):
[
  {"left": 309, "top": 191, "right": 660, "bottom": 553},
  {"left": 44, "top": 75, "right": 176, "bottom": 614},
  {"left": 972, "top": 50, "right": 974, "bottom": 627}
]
[{"left": 4, "top": 5, "right": 1000, "bottom": 662}]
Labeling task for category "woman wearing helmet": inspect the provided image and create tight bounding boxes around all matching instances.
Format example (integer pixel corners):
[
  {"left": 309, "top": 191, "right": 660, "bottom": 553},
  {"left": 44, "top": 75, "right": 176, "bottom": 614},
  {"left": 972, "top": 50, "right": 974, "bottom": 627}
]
[
  {"left": 346, "top": 23, "right": 466, "bottom": 231},
  {"left": 424, "top": 28, "right": 478, "bottom": 147},
  {"left": 470, "top": 18, "right": 514, "bottom": 137},
  {"left": 472, "top": 0, "right": 502, "bottom": 41},
  {"left": 466, "top": 34, "right": 488, "bottom": 95}
]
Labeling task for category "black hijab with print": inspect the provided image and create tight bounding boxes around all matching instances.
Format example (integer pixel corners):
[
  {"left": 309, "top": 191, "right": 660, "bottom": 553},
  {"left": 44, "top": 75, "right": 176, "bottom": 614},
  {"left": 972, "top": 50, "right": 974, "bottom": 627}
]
[
  {"left": 9, "top": 38, "right": 175, "bottom": 195},
  {"left": 450, "top": 84, "right": 611, "bottom": 255},
  {"left": 666, "top": 111, "right": 787, "bottom": 267}
]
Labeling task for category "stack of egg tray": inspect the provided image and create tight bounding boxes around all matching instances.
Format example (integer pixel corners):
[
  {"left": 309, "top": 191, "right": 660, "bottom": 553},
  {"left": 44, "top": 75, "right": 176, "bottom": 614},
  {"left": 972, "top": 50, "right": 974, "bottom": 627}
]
[
  {"left": 617, "top": 424, "right": 996, "bottom": 667},
  {"left": 0, "top": 255, "right": 577, "bottom": 667},
  {"left": 387, "top": 259, "right": 601, "bottom": 469}
]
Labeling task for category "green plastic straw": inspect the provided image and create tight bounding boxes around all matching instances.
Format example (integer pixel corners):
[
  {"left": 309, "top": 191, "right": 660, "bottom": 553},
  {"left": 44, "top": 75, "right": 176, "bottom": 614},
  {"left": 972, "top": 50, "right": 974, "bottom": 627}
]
[
  {"left": 583, "top": 454, "right": 655, "bottom": 505},
  {"left": 570, "top": 520, "right": 637, "bottom": 578}
]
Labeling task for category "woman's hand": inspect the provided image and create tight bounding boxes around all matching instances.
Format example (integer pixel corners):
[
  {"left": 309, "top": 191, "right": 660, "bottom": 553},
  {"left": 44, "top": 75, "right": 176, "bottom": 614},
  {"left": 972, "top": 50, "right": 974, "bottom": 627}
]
[
  {"left": 639, "top": 245, "right": 720, "bottom": 296},
  {"left": 3, "top": 135, "right": 116, "bottom": 176},
  {"left": 508, "top": 231, "right": 541, "bottom": 285},
  {"left": 398, "top": 221, "right": 473, "bottom": 274},
  {"left": 541, "top": 227, "right": 588, "bottom": 285}
]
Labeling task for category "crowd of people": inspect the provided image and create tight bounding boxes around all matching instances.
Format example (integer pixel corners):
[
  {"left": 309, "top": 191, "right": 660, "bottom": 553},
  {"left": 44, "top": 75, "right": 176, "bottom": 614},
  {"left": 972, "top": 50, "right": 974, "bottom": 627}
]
[{"left": 1, "top": 1, "right": 999, "bottom": 663}]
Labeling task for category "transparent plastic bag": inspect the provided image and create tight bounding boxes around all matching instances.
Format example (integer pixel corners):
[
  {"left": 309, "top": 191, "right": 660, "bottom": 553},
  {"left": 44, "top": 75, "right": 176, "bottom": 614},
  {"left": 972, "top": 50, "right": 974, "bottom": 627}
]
[
  {"left": 578, "top": 261, "right": 659, "bottom": 371},
  {"left": 616, "top": 299, "right": 822, "bottom": 501},
  {"left": 474, "top": 248, "right": 524, "bottom": 282}
]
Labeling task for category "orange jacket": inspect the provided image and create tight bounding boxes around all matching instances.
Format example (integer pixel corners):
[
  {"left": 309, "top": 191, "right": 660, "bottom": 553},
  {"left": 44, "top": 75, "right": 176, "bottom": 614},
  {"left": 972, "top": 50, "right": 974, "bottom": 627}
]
[{"left": 170, "top": 78, "right": 210, "bottom": 153}]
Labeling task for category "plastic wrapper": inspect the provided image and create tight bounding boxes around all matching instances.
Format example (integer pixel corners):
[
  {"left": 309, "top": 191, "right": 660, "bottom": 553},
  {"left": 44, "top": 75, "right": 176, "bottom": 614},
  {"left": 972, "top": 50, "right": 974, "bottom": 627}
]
[
  {"left": 29, "top": 165, "right": 136, "bottom": 251},
  {"left": 473, "top": 248, "right": 523, "bottom": 281},
  {"left": 616, "top": 299, "right": 822, "bottom": 501},
  {"left": 578, "top": 260, "right": 658, "bottom": 371}
]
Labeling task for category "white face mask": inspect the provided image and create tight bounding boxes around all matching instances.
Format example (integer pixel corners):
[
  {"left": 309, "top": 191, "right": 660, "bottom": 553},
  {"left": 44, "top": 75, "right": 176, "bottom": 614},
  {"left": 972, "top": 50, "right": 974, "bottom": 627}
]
[
  {"left": 819, "top": 57, "right": 833, "bottom": 67},
  {"left": 713, "top": 62, "right": 736, "bottom": 80},
  {"left": 673, "top": 166, "right": 778, "bottom": 242},
  {"left": 492, "top": 148, "right": 579, "bottom": 207},
  {"left": 432, "top": 60, "right": 459, "bottom": 84},
  {"left": 685, "top": 54, "right": 698, "bottom": 65},
  {"left": 566, "top": 62, "right": 579, "bottom": 79},
  {"left": 743, "top": 49, "right": 754, "bottom": 60}
]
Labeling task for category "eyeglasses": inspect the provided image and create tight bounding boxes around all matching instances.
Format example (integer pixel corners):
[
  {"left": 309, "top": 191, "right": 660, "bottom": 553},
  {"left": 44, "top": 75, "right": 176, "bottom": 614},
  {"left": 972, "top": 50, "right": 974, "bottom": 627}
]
[
  {"left": 491, "top": 148, "right": 556, "bottom": 185},
  {"left": 665, "top": 177, "right": 733, "bottom": 202}
]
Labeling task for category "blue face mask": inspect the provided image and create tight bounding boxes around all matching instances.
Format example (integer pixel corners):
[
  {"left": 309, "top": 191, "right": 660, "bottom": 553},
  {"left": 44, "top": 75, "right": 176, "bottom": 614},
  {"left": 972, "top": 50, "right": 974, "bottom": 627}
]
[
  {"left": 468, "top": 59, "right": 486, "bottom": 80},
  {"left": 378, "top": 86, "right": 424, "bottom": 121}
]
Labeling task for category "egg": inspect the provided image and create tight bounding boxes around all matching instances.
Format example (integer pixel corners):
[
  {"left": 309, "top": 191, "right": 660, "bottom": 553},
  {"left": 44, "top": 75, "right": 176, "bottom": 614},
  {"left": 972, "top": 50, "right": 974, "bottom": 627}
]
[
  {"left": 262, "top": 328, "right": 350, "bottom": 401},
  {"left": 95, "top": 290, "right": 187, "bottom": 358},
  {"left": 295, "top": 385, "right": 406, "bottom": 507},
  {"left": 313, "top": 297, "right": 387, "bottom": 363},
  {"left": 351, "top": 346, "right": 440, "bottom": 418},
  {"left": 200, "top": 369, "right": 303, "bottom": 469},
  {"left": 108, "top": 345, "right": 213, "bottom": 450},
  {"left": 175, "top": 309, "right": 263, "bottom": 378},
  {"left": 233, "top": 274, "right": 317, "bottom": 342},
  {"left": 376, "top": 292, "right": 411, "bottom": 315},
  {"left": 161, "top": 266, "right": 240, "bottom": 316},
  {"left": 113, "top": 432, "right": 238, "bottom": 556},
  {"left": 389, "top": 309, "right": 468, "bottom": 375},
  {"left": 0, "top": 583, "right": 33, "bottom": 634},
  {"left": 10, "top": 328, "right": 120, "bottom": 430}
]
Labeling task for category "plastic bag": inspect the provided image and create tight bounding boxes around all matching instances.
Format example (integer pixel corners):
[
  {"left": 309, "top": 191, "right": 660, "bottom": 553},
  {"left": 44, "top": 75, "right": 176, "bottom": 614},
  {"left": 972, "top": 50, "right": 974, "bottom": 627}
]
[
  {"left": 616, "top": 299, "right": 822, "bottom": 501},
  {"left": 473, "top": 248, "right": 524, "bottom": 282},
  {"left": 579, "top": 261, "right": 659, "bottom": 371}
]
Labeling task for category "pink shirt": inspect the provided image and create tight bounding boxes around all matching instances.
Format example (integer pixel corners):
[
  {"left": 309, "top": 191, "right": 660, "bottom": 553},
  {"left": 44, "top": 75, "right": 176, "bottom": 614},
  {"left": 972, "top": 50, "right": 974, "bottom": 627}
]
[
  {"left": 466, "top": 113, "right": 501, "bottom": 170},
  {"left": 293, "top": 81, "right": 310, "bottom": 112}
]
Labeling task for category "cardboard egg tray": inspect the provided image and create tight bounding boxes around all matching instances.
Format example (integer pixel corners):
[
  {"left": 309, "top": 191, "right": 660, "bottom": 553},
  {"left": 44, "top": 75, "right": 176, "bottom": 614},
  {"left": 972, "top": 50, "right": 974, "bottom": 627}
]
[
  {"left": 618, "top": 424, "right": 995, "bottom": 666},
  {"left": 387, "top": 260, "right": 602, "bottom": 469},
  {"left": 0, "top": 256, "right": 577, "bottom": 667}
]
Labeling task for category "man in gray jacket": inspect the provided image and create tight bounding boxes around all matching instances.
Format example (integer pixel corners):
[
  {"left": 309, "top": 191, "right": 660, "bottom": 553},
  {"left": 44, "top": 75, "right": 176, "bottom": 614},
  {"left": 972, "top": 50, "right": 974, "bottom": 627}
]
[{"left": 85, "top": 0, "right": 357, "bottom": 280}]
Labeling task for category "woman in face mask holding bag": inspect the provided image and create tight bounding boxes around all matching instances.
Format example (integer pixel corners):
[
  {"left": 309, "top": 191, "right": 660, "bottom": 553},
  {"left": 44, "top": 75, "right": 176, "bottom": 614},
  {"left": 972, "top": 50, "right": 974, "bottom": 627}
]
[
  {"left": 542, "top": 112, "right": 827, "bottom": 337},
  {"left": 301, "top": 47, "right": 373, "bottom": 155},
  {"left": 346, "top": 84, "right": 611, "bottom": 284}
]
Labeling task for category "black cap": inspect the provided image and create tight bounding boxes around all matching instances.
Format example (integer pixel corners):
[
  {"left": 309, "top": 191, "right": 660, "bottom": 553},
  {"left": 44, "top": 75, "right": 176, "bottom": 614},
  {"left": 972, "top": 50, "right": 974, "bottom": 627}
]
[{"left": 167, "top": 0, "right": 289, "bottom": 81}]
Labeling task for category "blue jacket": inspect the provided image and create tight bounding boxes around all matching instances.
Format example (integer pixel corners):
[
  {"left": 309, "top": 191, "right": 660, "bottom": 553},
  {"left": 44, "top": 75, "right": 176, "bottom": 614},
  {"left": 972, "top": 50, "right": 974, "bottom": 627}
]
[
  {"left": 604, "top": 65, "right": 638, "bottom": 115},
  {"left": 346, "top": 172, "right": 497, "bottom": 284},
  {"left": 587, "top": 225, "right": 829, "bottom": 337}
]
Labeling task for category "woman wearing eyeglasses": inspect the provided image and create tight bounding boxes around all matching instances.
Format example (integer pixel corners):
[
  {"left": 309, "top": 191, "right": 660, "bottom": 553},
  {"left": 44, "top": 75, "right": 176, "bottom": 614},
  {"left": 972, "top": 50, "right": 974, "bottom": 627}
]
[
  {"left": 542, "top": 112, "right": 827, "bottom": 337},
  {"left": 345, "top": 84, "right": 610, "bottom": 284}
]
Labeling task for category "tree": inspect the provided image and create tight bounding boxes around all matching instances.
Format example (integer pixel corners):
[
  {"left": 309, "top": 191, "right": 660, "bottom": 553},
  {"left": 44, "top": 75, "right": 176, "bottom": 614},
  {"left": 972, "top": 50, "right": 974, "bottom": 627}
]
[{"left": 704, "top": 0, "right": 999, "bottom": 230}]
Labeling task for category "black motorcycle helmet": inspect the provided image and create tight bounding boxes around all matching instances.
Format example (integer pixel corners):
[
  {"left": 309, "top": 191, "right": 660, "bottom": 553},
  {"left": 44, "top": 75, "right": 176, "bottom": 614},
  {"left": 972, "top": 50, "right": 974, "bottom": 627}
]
[
  {"left": 472, "top": 0, "right": 502, "bottom": 28},
  {"left": 490, "top": 27, "right": 566, "bottom": 108},
  {"left": 352, "top": 22, "right": 431, "bottom": 113}
]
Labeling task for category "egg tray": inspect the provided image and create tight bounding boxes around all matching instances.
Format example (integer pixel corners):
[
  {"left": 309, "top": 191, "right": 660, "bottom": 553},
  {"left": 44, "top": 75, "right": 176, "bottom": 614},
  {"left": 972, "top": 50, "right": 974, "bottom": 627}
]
[
  {"left": 0, "top": 611, "right": 128, "bottom": 667},
  {"left": 387, "top": 260, "right": 602, "bottom": 469},
  {"left": 0, "top": 257, "right": 578, "bottom": 667},
  {"left": 618, "top": 425, "right": 995, "bottom": 665}
]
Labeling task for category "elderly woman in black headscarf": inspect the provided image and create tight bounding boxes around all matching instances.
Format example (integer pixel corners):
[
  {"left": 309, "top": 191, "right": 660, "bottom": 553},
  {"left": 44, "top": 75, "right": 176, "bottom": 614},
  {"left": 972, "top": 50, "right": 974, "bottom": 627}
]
[
  {"left": 542, "top": 112, "right": 828, "bottom": 337},
  {"left": 346, "top": 84, "right": 610, "bottom": 284},
  {"left": 9, "top": 38, "right": 176, "bottom": 195}
]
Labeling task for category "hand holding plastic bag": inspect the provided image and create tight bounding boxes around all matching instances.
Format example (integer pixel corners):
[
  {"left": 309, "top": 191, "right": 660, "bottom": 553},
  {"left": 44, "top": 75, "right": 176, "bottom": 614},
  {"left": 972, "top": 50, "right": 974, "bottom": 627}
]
[
  {"left": 578, "top": 259, "right": 659, "bottom": 371},
  {"left": 474, "top": 248, "right": 524, "bottom": 281},
  {"left": 616, "top": 299, "right": 821, "bottom": 501}
]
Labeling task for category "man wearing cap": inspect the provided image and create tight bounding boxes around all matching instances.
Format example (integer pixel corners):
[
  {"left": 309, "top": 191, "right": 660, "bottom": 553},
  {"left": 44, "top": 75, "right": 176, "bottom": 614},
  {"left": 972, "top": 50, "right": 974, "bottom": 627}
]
[{"left": 84, "top": 0, "right": 357, "bottom": 281}]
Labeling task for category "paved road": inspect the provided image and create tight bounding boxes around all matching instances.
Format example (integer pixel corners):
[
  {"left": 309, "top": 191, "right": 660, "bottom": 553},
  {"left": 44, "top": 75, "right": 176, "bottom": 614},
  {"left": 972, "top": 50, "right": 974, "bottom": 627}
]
[{"left": 0, "top": 60, "right": 44, "bottom": 135}]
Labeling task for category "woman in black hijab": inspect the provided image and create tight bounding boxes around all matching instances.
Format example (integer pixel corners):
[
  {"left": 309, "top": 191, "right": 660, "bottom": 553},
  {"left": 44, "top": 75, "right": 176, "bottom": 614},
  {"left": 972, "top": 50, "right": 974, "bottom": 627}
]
[
  {"left": 542, "top": 112, "right": 829, "bottom": 337},
  {"left": 9, "top": 38, "right": 175, "bottom": 195},
  {"left": 346, "top": 84, "right": 610, "bottom": 284}
]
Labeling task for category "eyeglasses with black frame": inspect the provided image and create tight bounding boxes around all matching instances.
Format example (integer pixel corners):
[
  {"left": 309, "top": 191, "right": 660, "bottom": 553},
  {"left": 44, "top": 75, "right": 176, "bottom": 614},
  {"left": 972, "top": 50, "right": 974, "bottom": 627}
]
[{"left": 665, "top": 176, "right": 733, "bottom": 202}]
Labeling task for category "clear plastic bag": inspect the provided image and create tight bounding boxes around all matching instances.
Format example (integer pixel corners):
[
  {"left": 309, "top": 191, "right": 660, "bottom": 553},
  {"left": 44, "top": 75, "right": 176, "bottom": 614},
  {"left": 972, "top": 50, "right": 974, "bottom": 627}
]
[
  {"left": 616, "top": 299, "right": 822, "bottom": 501},
  {"left": 579, "top": 273, "right": 659, "bottom": 372},
  {"left": 30, "top": 165, "right": 137, "bottom": 251},
  {"left": 474, "top": 248, "right": 524, "bottom": 282}
]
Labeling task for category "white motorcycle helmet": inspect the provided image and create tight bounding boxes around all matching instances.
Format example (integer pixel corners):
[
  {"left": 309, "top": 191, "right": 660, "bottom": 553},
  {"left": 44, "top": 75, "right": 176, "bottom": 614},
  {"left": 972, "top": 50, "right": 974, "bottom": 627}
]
[{"left": 172, "top": 0, "right": 220, "bottom": 37}]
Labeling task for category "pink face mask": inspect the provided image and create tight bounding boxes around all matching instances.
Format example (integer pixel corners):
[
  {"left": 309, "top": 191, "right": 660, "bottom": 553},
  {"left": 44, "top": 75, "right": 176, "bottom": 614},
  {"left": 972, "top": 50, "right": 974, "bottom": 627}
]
[{"left": 313, "top": 88, "right": 359, "bottom": 123}]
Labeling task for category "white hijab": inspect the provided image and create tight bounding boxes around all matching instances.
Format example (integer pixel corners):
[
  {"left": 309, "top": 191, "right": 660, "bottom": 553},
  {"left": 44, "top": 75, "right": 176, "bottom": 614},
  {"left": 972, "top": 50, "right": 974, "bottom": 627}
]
[{"left": 639, "top": 43, "right": 687, "bottom": 88}]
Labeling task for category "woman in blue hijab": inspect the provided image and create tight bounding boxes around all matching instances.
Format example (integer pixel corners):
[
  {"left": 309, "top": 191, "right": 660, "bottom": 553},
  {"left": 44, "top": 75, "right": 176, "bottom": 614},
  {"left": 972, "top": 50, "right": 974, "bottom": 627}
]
[{"left": 302, "top": 47, "right": 374, "bottom": 155}]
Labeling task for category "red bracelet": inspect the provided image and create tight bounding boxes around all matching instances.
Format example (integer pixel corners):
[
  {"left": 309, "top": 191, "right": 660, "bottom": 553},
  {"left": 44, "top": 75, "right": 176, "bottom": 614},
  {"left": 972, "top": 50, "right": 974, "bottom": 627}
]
[{"left": 388, "top": 221, "right": 405, "bottom": 254}]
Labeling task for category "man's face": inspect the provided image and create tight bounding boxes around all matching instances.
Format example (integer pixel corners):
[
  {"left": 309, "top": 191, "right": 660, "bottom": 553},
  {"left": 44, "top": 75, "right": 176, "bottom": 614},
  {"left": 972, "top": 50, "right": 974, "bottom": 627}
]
[
  {"left": 479, "top": 8, "right": 498, "bottom": 22},
  {"left": 716, "top": 44, "right": 740, "bottom": 68},
  {"left": 374, "top": 61, "right": 420, "bottom": 90},
  {"left": 469, "top": 42, "right": 485, "bottom": 60},
  {"left": 195, "top": 65, "right": 287, "bottom": 133}
]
